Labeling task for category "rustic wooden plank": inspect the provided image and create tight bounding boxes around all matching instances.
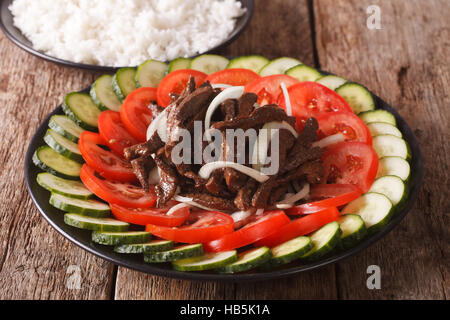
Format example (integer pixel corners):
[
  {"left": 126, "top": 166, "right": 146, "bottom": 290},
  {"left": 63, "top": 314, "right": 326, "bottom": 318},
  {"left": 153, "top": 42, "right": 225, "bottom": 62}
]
[
  {"left": 0, "top": 34, "right": 115, "bottom": 299},
  {"left": 314, "top": 0, "right": 449, "bottom": 299}
]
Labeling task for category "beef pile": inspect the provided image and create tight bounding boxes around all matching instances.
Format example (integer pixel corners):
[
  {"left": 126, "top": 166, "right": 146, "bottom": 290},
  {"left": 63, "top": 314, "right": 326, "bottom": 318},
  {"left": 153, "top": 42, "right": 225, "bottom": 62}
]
[{"left": 124, "top": 77, "right": 324, "bottom": 212}]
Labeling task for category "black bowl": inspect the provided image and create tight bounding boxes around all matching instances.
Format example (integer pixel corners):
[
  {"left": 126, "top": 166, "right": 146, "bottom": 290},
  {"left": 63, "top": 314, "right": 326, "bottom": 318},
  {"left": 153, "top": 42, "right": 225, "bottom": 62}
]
[
  {"left": 0, "top": 0, "right": 254, "bottom": 72},
  {"left": 24, "top": 86, "right": 423, "bottom": 282}
]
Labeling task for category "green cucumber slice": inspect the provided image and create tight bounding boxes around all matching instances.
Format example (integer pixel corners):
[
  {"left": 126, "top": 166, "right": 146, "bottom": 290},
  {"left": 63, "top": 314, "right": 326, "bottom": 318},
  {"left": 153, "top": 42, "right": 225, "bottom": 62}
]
[
  {"left": 335, "top": 82, "right": 375, "bottom": 114},
  {"left": 377, "top": 156, "right": 411, "bottom": 181},
  {"left": 144, "top": 244, "right": 204, "bottom": 263},
  {"left": 48, "top": 115, "right": 84, "bottom": 143},
  {"left": 49, "top": 193, "right": 110, "bottom": 218},
  {"left": 338, "top": 214, "right": 367, "bottom": 248},
  {"left": 64, "top": 213, "right": 129, "bottom": 232},
  {"left": 33, "top": 146, "right": 81, "bottom": 180},
  {"left": 216, "top": 247, "right": 272, "bottom": 273},
  {"left": 62, "top": 92, "right": 101, "bottom": 130},
  {"left": 369, "top": 175, "right": 407, "bottom": 206},
  {"left": 341, "top": 192, "right": 394, "bottom": 232},
  {"left": 285, "top": 64, "right": 322, "bottom": 82},
  {"left": 367, "top": 122, "right": 402, "bottom": 138},
  {"left": 112, "top": 67, "right": 137, "bottom": 101},
  {"left": 44, "top": 129, "right": 83, "bottom": 163},
  {"left": 92, "top": 231, "right": 151, "bottom": 246},
  {"left": 90, "top": 75, "right": 122, "bottom": 112},
  {"left": 316, "top": 75, "right": 347, "bottom": 91},
  {"left": 37, "top": 172, "right": 93, "bottom": 199},
  {"left": 114, "top": 240, "right": 174, "bottom": 254},
  {"left": 226, "top": 55, "right": 269, "bottom": 73},
  {"left": 190, "top": 54, "right": 229, "bottom": 75},
  {"left": 359, "top": 109, "right": 396, "bottom": 126},
  {"left": 135, "top": 59, "right": 167, "bottom": 88},
  {"left": 301, "top": 222, "right": 342, "bottom": 260},
  {"left": 172, "top": 250, "right": 238, "bottom": 272},
  {"left": 259, "top": 57, "right": 302, "bottom": 76},
  {"left": 265, "top": 236, "right": 314, "bottom": 267},
  {"left": 372, "top": 135, "right": 411, "bottom": 160},
  {"left": 168, "top": 58, "right": 191, "bottom": 72}
]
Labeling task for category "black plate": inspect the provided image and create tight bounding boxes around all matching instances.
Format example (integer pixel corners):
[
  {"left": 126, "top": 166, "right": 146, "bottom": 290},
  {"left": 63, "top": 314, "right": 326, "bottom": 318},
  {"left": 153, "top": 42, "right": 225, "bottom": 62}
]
[
  {"left": 24, "top": 88, "right": 423, "bottom": 282},
  {"left": 0, "top": 0, "right": 254, "bottom": 71}
]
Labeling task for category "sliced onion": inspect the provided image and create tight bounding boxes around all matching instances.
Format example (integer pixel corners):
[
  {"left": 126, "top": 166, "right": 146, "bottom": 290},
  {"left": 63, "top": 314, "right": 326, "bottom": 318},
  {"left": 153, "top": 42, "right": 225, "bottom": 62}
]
[
  {"left": 204, "top": 86, "right": 245, "bottom": 141},
  {"left": 312, "top": 133, "right": 346, "bottom": 149},
  {"left": 212, "top": 83, "right": 232, "bottom": 89},
  {"left": 173, "top": 195, "right": 193, "bottom": 202},
  {"left": 146, "top": 109, "right": 167, "bottom": 142},
  {"left": 173, "top": 195, "right": 216, "bottom": 211},
  {"left": 277, "top": 183, "right": 310, "bottom": 205},
  {"left": 275, "top": 203, "right": 294, "bottom": 209},
  {"left": 256, "top": 208, "right": 264, "bottom": 215},
  {"left": 230, "top": 210, "right": 253, "bottom": 223},
  {"left": 166, "top": 202, "right": 190, "bottom": 215},
  {"left": 198, "top": 161, "right": 269, "bottom": 183},
  {"left": 292, "top": 180, "right": 301, "bottom": 193},
  {"left": 280, "top": 81, "right": 292, "bottom": 116}
]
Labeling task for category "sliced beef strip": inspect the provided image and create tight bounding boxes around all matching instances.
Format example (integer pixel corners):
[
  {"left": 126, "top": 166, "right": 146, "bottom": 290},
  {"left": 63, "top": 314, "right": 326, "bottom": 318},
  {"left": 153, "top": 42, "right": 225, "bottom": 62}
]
[
  {"left": 183, "top": 192, "right": 237, "bottom": 212},
  {"left": 123, "top": 133, "right": 164, "bottom": 161},
  {"left": 278, "top": 160, "right": 324, "bottom": 185},
  {"left": 224, "top": 168, "right": 247, "bottom": 194},
  {"left": 266, "top": 128, "right": 296, "bottom": 173},
  {"left": 154, "top": 147, "right": 179, "bottom": 207},
  {"left": 236, "top": 92, "right": 257, "bottom": 117},
  {"left": 234, "top": 179, "right": 258, "bottom": 210},
  {"left": 251, "top": 176, "right": 278, "bottom": 209},
  {"left": 220, "top": 99, "right": 237, "bottom": 121},
  {"left": 269, "top": 185, "right": 289, "bottom": 205},
  {"left": 130, "top": 154, "right": 155, "bottom": 190},
  {"left": 176, "top": 163, "right": 206, "bottom": 187}
]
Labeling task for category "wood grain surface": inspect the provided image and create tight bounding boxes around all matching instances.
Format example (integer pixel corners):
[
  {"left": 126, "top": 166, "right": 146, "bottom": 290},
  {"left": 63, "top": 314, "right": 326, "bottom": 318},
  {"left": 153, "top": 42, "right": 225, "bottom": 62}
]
[{"left": 0, "top": 0, "right": 447, "bottom": 300}]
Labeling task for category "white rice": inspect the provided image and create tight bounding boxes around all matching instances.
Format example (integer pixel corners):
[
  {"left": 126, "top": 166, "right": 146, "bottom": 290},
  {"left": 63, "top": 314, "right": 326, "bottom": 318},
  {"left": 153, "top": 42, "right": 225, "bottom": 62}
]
[{"left": 9, "top": 0, "right": 245, "bottom": 66}]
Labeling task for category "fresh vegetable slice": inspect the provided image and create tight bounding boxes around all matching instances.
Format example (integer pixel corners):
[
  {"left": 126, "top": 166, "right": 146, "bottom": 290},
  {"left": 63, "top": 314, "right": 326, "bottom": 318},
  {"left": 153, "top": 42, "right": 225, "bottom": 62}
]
[
  {"left": 33, "top": 146, "right": 81, "bottom": 180},
  {"left": 80, "top": 164, "right": 157, "bottom": 208},
  {"left": 78, "top": 131, "right": 135, "bottom": 182},
  {"left": 64, "top": 213, "right": 129, "bottom": 232},
  {"left": 316, "top": 75, "right": 347, "bottom": 91},
  {"left": 146, "top": 211, "right": 234, "bottom": 243},
  {"left": 98, "top": 110, "right": 139, "bottom": 156},
  {"left": 205, "top": 68, "right": 260, "bottom": 86},
  {"left": 44, "top": 129, "right": 83, "bottom": 163},
  {"left": 335, "top": 82, "right": 375, "bottom": 114},
  {"left": 37, "top": 172, "right": 93, "bottom": 199},
  {"left": 48, "top": 115, "right": 84, "bottom": 143},
  {"left": 92, "top": 231, "right": 152, "bottom": 246},
  {"left": 367, "top": 122, "right": 402, "bottom": 138},
  {"left": 156, "top": 69, "right": 207, "bottom": 107},
  {"left": 173, "top": 250, "right": 238, "bottom": 271},
  {"left": 369, "top": 175, "right": 407, "bottom": 206},
  {"left": 90, "top": 75, "right": 122, "bottom": 112},
  {"left": 227, "top": 55, "right": 269, "bottom": 73},
  {"left": 112, "top": 67, "right": 137, "bottom": 101},
  {"left": 120, "top": 87, "right": 157, "bottom": 142},
  {"left": 203, "top": 210, "right": 290, "bottom": 252},
  {"left": 62, "top": 92, "right": 101, "bottom": 130},
  {"left": 255, "top": 207, "right": 340, "bottom": 247},
  {"left": 168, "top": 58, "right": 191, "bottom": 73},
  {"left": 322, "top": 141, "right": 379, "bottom": 193},
  {"left": 114, "top": 240, "right": 174, "bottom": 254},
  {"left": 135, "top": 59, "right": 167, "bottom": 88},
  {"left": 244, "top": 74, "right": 299, "bottom": 105},
  {"left": 50, "top": 193, "right": 110, "bottom": 218},
  {"left": 144, "top": 244, "right": 204, "bottom": 263},
  {"left": 338, "top": 214, "right": 367, "bottom": 248},
  {"left": 301, "top": 221, "right": 342, "bottom": 260},
  {"left": 190, "top": 54, "right": 229, "bottom": 75},
  {"left": 262, "top": 236, "right": 314, "bottom": 268},
  {"left": 359, "top": 109, "right": 396, "bottom": 126},
  {"left": 285, "top": 64, "right": 322, "bottom": 82},
  {"left": 372, "top": 135, "right": 410, "bottom": 160},
  {"left": 216, "top": 246, "right": 272, "bottom": 273},
  {"left": 377, "top": 156, "right": 410, "bottom": 181},
  {"left": 259, "top": 57, "right": 302, "bottom": 76}
]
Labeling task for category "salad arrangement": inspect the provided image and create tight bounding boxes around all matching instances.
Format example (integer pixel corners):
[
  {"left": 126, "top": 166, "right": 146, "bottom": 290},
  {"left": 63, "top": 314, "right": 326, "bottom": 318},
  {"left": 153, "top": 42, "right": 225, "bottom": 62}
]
[{"left": 32, "top": 54, "right": 412, "bottom": 273}]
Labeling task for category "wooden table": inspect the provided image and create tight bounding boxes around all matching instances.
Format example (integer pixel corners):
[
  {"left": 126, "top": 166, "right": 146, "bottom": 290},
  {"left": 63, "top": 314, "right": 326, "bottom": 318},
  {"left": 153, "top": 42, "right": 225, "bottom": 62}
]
[{"left": 0, "top": 0, "right": 448, "bottom": 300}]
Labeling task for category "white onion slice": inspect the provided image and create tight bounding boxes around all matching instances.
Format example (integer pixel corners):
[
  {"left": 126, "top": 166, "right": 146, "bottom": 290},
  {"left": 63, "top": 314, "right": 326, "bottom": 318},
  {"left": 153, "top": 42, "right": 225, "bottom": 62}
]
[
  {"left": 277, "top": 183, "right": 310, "bottom": 205},
  {"left": 166, "top": 202, "right": 190, "bottom": 215},
  {"left": 312, "top": 133, "right": 346, "bottom": 149},
  {"left": 146, "top": 109, "right": 167, "bottom": 142},
  {"left": 280, "top": 81, "right": 292, "bottom": 116},
  {"left": 275, "top": 203, "right": 294, "bottom": 209},
  {"left": 204, "top": 86, "right": 245, "bottom": 141},
  {"left": 256, "top": 208, "right": 264, "bottom": 215},
  {"left": 174, "top": 195, "right": 193, "bottom": 202},
  {"left": 211, "top": 83, "right": 232, "bottom": 89},
  {"left": 198, "top": 161, "right": 269, "bottom": 183},
  {"left": 173, "top": 195, "right": 216, "bottom": 211},
  {"left": 231, "top": 210, "right": 253, "bottom": 223}
]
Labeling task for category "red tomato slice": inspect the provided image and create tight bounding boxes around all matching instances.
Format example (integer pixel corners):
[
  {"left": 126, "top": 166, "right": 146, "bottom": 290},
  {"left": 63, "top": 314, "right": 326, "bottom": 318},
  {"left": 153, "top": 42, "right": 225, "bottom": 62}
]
[
  {"left": 316, "top": 112, "right": 372, "bottom": 145},
  {"left": 120, "top": 87, "right": 157, "bottom": 142},
  {"left": 80, "top": 164, "right": 156, "bottom": 208},
  {"left": 278, "top": 82, "right": 353, "bottom": 132},
  {"left": 145, "top": 211, "right": 234, "bottom": 243},
  {"left": 245, "top": 74, "right": 299, "bottom": 105},
  {"left": 286, "top": 184, "right": 362, "bottom": 215},
  {"left": 156, "top": 69, "right": 208, "bottom": 107},
  {"left": 322, "top": 141, "right": 379, "bottom": 193},
  {"left": 110, "top": 202, "right": 189, "bottom": 227},
  {"left": 203, "top": 210, "right": 290, "bottom": 253},
  {"left": 78, "top": 131, "right": 136, "bottom": 182},
  {"left": 205, "top": 68, "right": 260, "bottom": 86},
  {"left": 98, "top": 110, "right": 139, "bottom": 156},
  {"left": 255, "top": 207, "right": 340, "bottom": 247}
]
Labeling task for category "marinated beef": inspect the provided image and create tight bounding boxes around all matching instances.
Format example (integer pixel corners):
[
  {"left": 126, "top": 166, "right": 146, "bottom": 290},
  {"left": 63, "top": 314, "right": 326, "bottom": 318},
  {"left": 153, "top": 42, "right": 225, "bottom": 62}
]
[
  {"left": 236, "top": 92, "right": 257, "bottom": 117},
  {"left": 123, "top": 133, "right": 163, "bottom": 161},
  {"left": 220, "top": 99, "right": 237, "bottom": 121},
  {"left": 130, "top": 154, "right": 155, "bottom": 190},
  {"left": 183, "top": 192, "right": 237, "bottom": 211}
]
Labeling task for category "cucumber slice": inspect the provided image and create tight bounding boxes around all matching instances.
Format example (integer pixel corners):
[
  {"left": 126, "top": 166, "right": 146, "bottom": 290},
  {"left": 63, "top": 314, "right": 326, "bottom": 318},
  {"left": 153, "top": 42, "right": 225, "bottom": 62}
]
[
  {"left": 226, "top": 55, "right": 269, "bottom": 73},
  {"left": 341, "top": 192, "right": 394, "bottom": 232},
  {"left": 216, "top": 247, "right": 272, "bottom": 273},
  {"left": 49, "top": 193, "right": 110, "bottom": 218},
  {"left": 144, "top": 244, "right": 204, "bottom": 263},
  {"left": 62, "top": 92, "right": 101, "bottom": 130},
  {"left": 259, "top": 57, "right": 302, "bottom": 76},
  {"left": 359, "top": 109, "right": 396, "bottom": 126},
  {"left": 301, "top": 222, "right": 342, "bottom": 260},
  {"left": 266, "top": 236, "right": 314, "bottom": 267},
  {"left": 135, "top": 59, "right": 168, "bottom": 88},
  {"left": 114, "top": 240, "right": 174, "bottom": 254},
  {"left": 112, "top": 67, "right": 137, "bottom": 101},
  {"left": 172, "top": 250, "right": 238, "bottom": 272},
  {"left": 64, "top": 213, "right": 129, "bottom": 232},
  {"left": 338, "top": 214, "right": 367, "bottom": 248},
  {"left": 92, "top": 231, "right": 151, "bottom": 246},
  {"left": 285, "top": 64, "right": 322, "bottom": 82},
  {"left": 44, "top": 129, "right": 83, "bottom": 163},
  {"left": 190, "top": 54, "right": 229, "bottom": 75},
  {"left": 33, "top": 146, "right": 81, "bottom": 180},
  {"left": 372, "top": 135, "right": 411, "bottom": 160},
  {"left": 168, "top": 58, "right": 191, "bottom": 73},
  {"left": 377, "top": 156, "right": 411, "bottom": 181},
  {"left": 316, "top": 75, "right": 347, "bottom": 91},
  {"left": 48, "top": 115, "right": 84, "bottom": 143},
  {"left": 369, "top": 175, "right": 406, "bottom": 206},
  {"left": 335, "top": 83, "right": 375, "bottom": 114},
  {"left": 37, "top": 172, "right": 93, "bottom": 199},
  {"left": 90, "top": 75, "right": 122, "bottom": 112},
  {"left": 367, "top": 122, "right": 402, "bottom": 138}
]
